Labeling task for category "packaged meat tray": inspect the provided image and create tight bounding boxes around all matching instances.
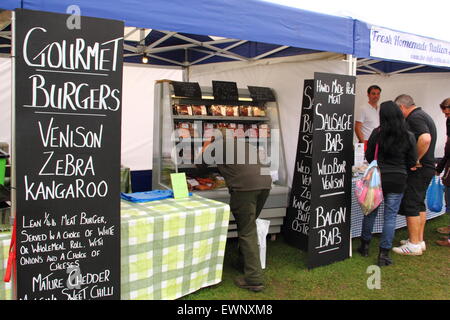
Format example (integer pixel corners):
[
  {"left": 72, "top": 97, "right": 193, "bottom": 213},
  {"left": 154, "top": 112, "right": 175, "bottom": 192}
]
[
  {"left": 252, "top": 106, "right": 266, "bottom": 117},
  {"left": 246, "top": 124, "right": 259, "bottom": 138},
  {"left": 225, "top": 106, "right": 239, "bottom": 117},
  {"left": 210, "top": 105, "right": 226, "bottom": 116},
  {"left": 240, "top": 106, "right": 252, "bottom": 117},
  {"left": 235, "top": 124, "right": 246, "bottom": 138},
  {"left": 192, "top": 105, "right": 207, "bottom": 115},
  {"left": 258, "top": 124, "right": 271, "bottom": 138},
  {"left": 203, "top": 123, "right": 216, "bottom": 139},
  {"left": 176, "top": 122, "right": 191, "bottom": 138},
  {"left": 174, "top": 104, "right": 192, "bottom": 115}
]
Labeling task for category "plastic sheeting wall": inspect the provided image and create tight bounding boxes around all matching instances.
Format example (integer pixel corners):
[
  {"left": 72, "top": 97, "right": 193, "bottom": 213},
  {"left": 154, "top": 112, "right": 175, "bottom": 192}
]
[
  {"left": 0, "top": 57, "right": 182, "bottom": 170},
  {"left": 188, "top": 56, "right": 348, "bottom": 187},
  {"left": 121, "top": 64, "right": 182, "bottom": 170},
  {"left": 355, "top": 73, "right": 450, "bottom": 158}
]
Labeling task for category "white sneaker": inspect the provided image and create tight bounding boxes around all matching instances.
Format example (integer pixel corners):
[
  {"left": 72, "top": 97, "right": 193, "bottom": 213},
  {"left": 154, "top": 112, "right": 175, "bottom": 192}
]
[
  {"left": 393, "top": 242, "right": 423, "bottom": 256},
  {"left": 400, "top": 239, "right": 426, "bottom": 251}
]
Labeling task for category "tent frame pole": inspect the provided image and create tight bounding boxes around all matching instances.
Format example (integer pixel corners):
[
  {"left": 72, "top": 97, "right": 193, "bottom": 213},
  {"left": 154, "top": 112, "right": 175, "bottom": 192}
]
[{"left": 346, "top": 54, "right": 357, "bottom": 76}]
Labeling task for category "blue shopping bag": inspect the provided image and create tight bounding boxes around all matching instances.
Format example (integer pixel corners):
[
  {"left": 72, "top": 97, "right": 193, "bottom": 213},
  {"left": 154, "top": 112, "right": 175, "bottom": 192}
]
[{"left": 426, "top": 176, "right": 444, "bottom": 213}]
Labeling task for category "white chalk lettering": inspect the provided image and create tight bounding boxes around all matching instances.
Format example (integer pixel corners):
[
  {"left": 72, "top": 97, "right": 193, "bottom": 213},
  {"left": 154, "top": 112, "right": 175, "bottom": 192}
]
[
  {"left": 29, "top": 242, "right": 66, "bottom": 253},
  {"left": 315, "top": 104, "right": 352, "bottom": 131},
  {"left": 23, "top": 27, "right": 121, "bottom": 71},
  {"left": 296, "top": 160, "right": 311, "bottom": 174},
  {"left": 316, "top": 80, "right": 330, "bottom": 93},
  {"left": 317, "top": 158, "right": 346, "bottom": 175},
  {"left": 321, "top": 174, "right": 345, "bottom": 190},
  {"left": 80, "top": 212, "right": 106, "bottom": 225},
  {"left": 28, "top": 75, "right": 120, "bottom": 111},
  {"left": 291, "top": 219, "right": 309, "bottom": 235},
  {"left": 316, "top": 227, "right": 342, "bottom": 249},
  {"left": 323, "top": 133, "right": 343, "bottom": 152},
  {"left": 90, "top": 285, "right": 114, "bottom": 299},
  {"left": 314, "top": 206, "right": 346, "bottom": 229},
  {"left": 32, "top": 273, "right": 64, "bottom": 292},
  {"left": 24, "top": 176, "right": 108, "bottom": 200},
  {"left": 39, "top": 152, "right": 95, "bottom": 176},
  {"left": 300, "top": 135, "right": 313, "bottom": 154},
  {"left": 38, "top": 118, "right": 103, "bottom": 148}
]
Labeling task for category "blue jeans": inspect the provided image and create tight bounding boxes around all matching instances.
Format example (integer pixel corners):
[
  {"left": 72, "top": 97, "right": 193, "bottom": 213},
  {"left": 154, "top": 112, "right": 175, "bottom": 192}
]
[
  {"left": 361, "top": 193, "right": 404, "bottom": 250},
  {"left": 445, "top": 186, "right": 450, "bottom": 213}
]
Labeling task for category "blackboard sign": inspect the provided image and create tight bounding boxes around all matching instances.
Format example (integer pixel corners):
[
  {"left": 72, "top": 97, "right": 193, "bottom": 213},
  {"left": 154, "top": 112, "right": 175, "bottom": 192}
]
[
  {"left": 212, "top": 80, "right": 239, "bottom": 101},
  {"left": 284, "top": 73, "right": 355, "bottom": 269},
  {"left": 283, "top": 80, "right": 314, "bottom": 251},
  {"left": 247, "top": 86, "right": 276, "bottom": 102},
  {"left": 172, "top": 81, "right": 202, "bottom": 98},
  {"left": 307, "top": 72, "right": 355, "bottom": 269},
  {"left": 14, "top": 9, "right": 123, "bottom": 299}
]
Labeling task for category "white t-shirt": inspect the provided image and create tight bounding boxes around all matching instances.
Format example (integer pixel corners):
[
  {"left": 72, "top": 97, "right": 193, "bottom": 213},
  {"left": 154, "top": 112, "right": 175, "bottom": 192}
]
[{"left": 355, "top": 102, "right": 379, "bottom": 140}]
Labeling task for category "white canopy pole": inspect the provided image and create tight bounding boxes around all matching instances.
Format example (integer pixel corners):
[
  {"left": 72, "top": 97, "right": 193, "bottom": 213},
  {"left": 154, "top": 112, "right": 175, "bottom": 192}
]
[{"left": 346, "top": 54, "right": 357, "bottom": 76}]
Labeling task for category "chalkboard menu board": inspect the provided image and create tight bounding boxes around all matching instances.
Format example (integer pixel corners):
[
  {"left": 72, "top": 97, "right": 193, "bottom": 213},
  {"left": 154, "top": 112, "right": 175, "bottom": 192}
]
[
  {"left": 171, "top": 81, "right": 202, "bottom": 98},
  {"left": 247, "top": 86, "right": 276, "bottom": 102},
  {"left": 212, "top": 80, "right": 239, "bottom": 102},
  {"left": 308, "top": 72, "right": 355, "bottom": 269},
  {"left": 285, "top": 73, "right": 355, "bottom": 269},
  {"left": 14, "top": 9, "right": 123, "bottom": 299},
  {"left": 283, "top": 80, "right": 314, "bottom": 251}
]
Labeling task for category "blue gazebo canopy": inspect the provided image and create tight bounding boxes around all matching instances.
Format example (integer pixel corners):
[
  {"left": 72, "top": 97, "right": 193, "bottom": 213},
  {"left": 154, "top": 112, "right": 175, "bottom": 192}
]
[
  {"left": 1, "top": 0, "right": 354, "bottom": 66},
  {"left": 1, "top": 1, "right": 450, "bottom": 73}
]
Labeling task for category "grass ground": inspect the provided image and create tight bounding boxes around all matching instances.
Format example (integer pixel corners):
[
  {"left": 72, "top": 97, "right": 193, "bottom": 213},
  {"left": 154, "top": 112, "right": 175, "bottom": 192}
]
[{"left": 183, "top": 215, "right": 450, "bottom": 300}]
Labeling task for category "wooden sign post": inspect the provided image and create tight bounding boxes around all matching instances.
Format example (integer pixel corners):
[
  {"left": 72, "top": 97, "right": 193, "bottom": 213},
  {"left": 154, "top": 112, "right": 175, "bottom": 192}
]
[
  {"left": 285, "top": 73, "right": 355, "bottom": 269},
  {"left": 14, "top": 9, "right": 123, "bottom": 299}
]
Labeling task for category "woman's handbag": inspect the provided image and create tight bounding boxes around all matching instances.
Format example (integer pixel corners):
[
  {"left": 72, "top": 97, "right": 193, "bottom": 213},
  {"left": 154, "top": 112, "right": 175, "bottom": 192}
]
[
  {"left": 426, "top": 176, "right": 444, "bottom": 213},
  {"left": 354, "top": 143, "right": 383, "bottom": 215}
]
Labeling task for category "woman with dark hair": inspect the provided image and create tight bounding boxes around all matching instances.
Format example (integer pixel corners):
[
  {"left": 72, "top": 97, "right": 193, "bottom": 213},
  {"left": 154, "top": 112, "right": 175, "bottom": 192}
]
[
  {"left": 435, "top": 97, "right": 450, "bottom": 247},
  {"left": 357, "top": 100, "right": 417, "bottom": 266}
]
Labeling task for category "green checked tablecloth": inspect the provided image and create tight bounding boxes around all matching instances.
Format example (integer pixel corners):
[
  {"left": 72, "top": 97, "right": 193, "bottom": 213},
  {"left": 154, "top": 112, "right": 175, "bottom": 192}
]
[
  {"left": 0, "top": 195, "right": 230, "bottom": 300},
  {"left": 120, "top": 195, "right": 230, "bottom": 300}
]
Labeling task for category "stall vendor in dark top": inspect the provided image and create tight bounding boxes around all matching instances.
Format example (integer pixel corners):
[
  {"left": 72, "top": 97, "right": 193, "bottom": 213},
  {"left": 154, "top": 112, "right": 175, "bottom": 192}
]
[{"left": 196, "top": 128, "right": 271, "bottom": 292}]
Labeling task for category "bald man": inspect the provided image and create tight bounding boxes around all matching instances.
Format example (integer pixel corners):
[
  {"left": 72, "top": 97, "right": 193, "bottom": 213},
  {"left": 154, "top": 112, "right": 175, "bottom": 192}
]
[{"left": 393, "top": 94, "right": 436, "bottom": 255}]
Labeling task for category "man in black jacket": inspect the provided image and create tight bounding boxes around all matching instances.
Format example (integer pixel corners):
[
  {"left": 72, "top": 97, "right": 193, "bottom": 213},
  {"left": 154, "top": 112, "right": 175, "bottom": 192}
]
[{"left": 393, "top": 95, "right": 437, "bottom": 255}]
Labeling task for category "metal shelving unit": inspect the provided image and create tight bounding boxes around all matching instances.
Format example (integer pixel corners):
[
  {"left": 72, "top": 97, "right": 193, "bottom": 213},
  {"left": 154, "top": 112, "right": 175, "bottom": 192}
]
[
  {"left": 152, "top": 80, "right": 290, "bottom": 238},
  {"left": 173, "top": 115, "right": 270, "bottom": 122}
]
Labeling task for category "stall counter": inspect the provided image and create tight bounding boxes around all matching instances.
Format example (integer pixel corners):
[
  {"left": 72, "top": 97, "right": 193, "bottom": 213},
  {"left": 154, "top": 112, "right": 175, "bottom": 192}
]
[{"left": 350, "top": 177, "right": 445, "bottom": 238}]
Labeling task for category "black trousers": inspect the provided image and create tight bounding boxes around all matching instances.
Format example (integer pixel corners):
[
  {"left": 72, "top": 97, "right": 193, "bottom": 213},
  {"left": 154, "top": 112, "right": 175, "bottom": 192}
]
[{"left": 230, "top": 189, "right": 270, "bottom": 285}]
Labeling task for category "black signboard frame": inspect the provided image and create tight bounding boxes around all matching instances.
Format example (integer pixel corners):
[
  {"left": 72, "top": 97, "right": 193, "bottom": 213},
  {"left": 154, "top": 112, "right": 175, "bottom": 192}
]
[
  {"left": 285, "top": 73, "right": 355, "bottom": 269},
  {"left": 308, "top": 72, "right": 355, "bottom": 269},
  {"left": 247, "top": 86, "right": 276, "bottom": 102},
  {"left": 171, "top": 81, "right": 202, "bottom": 98},
  {"left": 283, "top": 80, "right": 314, "bottom": 251},
  {"left": 212, "top": 80, "right": 239, "bottom": 102},
  {"left": 14, "top": 9, "right": 123, "bottom": 299}
]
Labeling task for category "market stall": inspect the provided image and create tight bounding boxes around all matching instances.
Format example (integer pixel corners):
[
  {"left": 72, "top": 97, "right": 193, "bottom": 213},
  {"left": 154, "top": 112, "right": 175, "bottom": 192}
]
[
  {"left": 1, "top": 0, "right": 447, "bottom": 300},
  {"left": 346, "top": 20, "right": 450, "bottom": 241},
  {"left": 0, "top": 0, "right": 359, "bottom": 299}
]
